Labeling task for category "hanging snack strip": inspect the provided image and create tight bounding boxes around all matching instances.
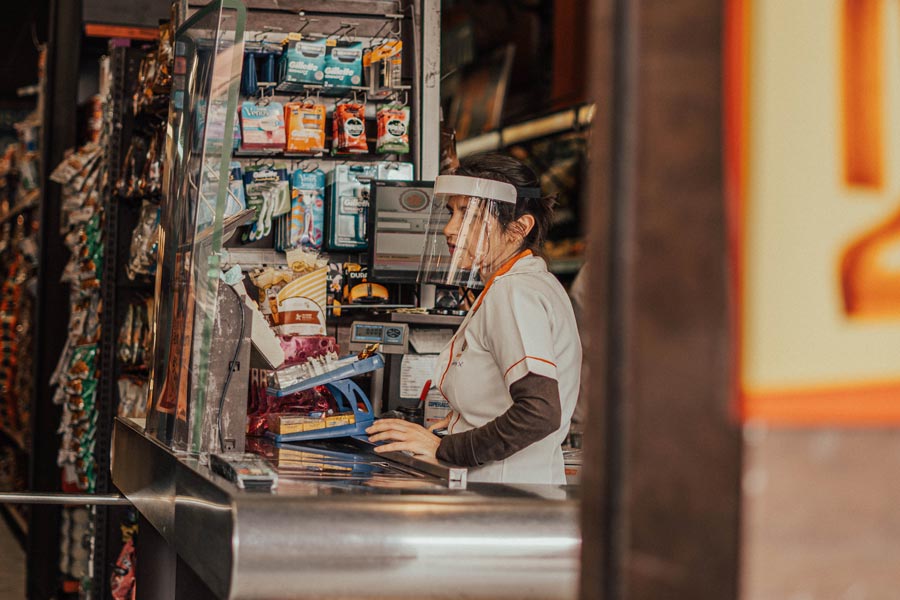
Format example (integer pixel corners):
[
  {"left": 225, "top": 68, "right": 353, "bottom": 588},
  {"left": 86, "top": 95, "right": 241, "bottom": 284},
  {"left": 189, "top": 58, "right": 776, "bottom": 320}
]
[{"left": 49, "top": 62, "right": 115, "bottom": 495}]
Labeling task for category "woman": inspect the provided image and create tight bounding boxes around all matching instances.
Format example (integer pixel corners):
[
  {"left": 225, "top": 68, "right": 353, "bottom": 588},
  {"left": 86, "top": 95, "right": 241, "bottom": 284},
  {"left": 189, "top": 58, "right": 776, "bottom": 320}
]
[{"left": 366, "top": 154, "right": 582, "bottom": 485}]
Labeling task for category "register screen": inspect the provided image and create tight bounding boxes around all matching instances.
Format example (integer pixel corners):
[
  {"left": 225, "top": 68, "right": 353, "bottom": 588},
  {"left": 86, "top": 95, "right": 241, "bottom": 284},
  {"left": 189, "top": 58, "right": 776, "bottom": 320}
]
[{"left": 369, "top": 182, "right": 449, "bottom": 282}]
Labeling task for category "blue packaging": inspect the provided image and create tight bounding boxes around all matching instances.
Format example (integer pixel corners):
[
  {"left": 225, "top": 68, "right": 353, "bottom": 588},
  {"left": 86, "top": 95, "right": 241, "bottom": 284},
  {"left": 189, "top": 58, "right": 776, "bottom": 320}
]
[
  {"left": 324, "top": 41, "right": 363, "bottom": 92},
  {"left": 290, "top": 169, "right": 326, "bottom": 249},
  {"left": 279, "top": 37, "right": 326, "bottom": 92}
]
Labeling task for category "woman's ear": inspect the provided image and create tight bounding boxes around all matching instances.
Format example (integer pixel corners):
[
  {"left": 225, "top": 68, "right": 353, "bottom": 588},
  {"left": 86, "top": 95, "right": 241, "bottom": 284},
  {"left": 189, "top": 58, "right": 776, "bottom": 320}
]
[{"left": 508, "top": 214, "right": 536, "bottom": 241}]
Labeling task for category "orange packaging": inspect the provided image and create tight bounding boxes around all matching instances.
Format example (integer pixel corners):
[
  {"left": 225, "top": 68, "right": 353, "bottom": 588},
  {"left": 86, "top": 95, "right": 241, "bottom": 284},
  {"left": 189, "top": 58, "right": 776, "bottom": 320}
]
[
  {"left": 332, "top": 103, "right": 368, "bottom": 154},
  {"left": 284, "top": 101, "right": 326, "bottom": 153}
]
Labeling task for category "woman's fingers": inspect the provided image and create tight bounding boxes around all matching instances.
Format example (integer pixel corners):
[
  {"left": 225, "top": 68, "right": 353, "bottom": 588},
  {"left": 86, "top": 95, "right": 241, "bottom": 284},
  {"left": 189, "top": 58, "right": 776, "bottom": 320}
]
[
  {"left": 365, "top": 419, "right": 441, "bottom": 459},
  {"left": 373, "top": 441, "right": 418, "bottom": 454},
  {"left": 426, "top": 414, "right": 451, "bottom": 432},
  {"left": 366, "top": 419, "right": 414, "bottom": 434},
  {"left": 367, "top": 430, "right": 412, "bottom": 443}
]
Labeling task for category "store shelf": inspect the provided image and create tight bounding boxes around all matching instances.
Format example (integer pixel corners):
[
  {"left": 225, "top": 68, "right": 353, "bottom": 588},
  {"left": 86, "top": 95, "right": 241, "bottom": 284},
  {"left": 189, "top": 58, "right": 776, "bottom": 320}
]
[
  {"left": 457, "top": 103, "right": 596, "bottom": 157},
  {"left": 223, "top": 247, "right": 287, "bottom": 267},
  {"left": 389, "top": 311, "right": 464, "bottom": 326},
  {"left": 233, "top": 148, "right": 406, "bottom": 162},
  {"left": 327, "top": 303, "right": 415, "bottom": 311}
]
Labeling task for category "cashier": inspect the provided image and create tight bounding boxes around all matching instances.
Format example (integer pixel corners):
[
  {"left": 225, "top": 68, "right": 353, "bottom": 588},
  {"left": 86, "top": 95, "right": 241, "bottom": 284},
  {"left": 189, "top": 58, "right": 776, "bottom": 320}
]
[{"left": 366, "top": 154, "right": 582, "bottom": 484}]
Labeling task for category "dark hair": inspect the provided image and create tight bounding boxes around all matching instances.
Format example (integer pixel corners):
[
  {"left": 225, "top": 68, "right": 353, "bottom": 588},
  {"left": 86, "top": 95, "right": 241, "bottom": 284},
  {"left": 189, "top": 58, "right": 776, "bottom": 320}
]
[{"left": 454, "top": 153, "right": 556, "bottom": 255}]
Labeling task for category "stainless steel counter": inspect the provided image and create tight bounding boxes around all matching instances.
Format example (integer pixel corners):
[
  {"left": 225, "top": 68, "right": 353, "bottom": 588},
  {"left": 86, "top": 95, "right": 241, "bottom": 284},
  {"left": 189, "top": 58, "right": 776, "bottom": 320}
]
[{"left": 112, "top": 417, "right": 580, "bottom": 600}]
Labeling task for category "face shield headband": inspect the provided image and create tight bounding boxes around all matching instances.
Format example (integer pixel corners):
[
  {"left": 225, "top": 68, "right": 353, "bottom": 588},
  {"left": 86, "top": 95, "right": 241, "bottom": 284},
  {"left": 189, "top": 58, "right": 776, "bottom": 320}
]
[{"left": 417, "top": 175, "right": 528, "bottom": 289}]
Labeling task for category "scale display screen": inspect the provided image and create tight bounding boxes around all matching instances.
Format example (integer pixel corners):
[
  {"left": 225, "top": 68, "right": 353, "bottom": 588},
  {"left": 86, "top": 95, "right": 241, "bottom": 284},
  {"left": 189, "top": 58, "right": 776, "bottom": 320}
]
[
  {"left": 354, "top": 325, "right": 385, "bottom": 343},
  {"left": 350, "top": 322, "right": 408, "bottom": 347}
]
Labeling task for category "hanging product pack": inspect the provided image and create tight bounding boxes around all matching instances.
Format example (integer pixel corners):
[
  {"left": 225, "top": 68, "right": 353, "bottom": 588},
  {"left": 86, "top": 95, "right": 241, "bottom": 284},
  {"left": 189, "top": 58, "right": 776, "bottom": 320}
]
[
  {"left": 376, "top": 103, "right": 410, "bottom": 154},
  {"left": 290, "top": 168, "right": 326, "bottom": 249},
  {"left": 240, "top": 100, "right": 287, "bottom": 150},
  {"left": 284, "top": 101, "right": 326, "bottom": 154},
  {"left": 332, "top": 102, "right": 368, "bottom": 154}
]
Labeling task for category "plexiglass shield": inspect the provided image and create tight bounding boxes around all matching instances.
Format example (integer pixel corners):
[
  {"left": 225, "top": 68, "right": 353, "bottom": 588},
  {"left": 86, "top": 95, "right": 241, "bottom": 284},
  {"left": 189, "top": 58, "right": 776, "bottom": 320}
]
[{"left": 417, "top": 175, "right": 518, "bottom": 289}]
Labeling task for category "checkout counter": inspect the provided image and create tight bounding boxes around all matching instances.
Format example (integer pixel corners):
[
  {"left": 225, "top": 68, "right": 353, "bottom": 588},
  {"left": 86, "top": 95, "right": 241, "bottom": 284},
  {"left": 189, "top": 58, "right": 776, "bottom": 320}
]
[{"left": 112, "top": 417, "right": 580, "bottom": 599}]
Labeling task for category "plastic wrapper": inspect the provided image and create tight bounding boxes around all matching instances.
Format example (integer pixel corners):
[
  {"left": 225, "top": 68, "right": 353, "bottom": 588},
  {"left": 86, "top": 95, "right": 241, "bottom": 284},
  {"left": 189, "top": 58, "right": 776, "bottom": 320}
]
[
  {"left": 117, "top": 377, "right": 149, "bottom": 420},
  {"left": 279, "top": 335, "right": 338, "bottom": 365},
  {"left": 332, "top": 102, "right": 368, "bottom": 154},
  {"left": 284, "top": 101, "right": 326, "bottom": 154},
  {"left": 243, "top": 165, "right": 289, "bottom": 242},
  {"left": 125, "top": 200, "right": 160, "bottom": 280},
  {"left": 278, "top": 36, "right": 326, "bottom": 91},
  {"left": 111, "top": 537, "right": 136, "bottom": 600},
  {"left": 49, "top": 144, "right": 101, "bottom": 185},
  {"left": 240, "top": 101, "right": 286, "bottom": 150},
  {"left": 246, "top": 367, "right": 336, "bottom": 436},
  {"left": 288, "top": 168, "right": 325, "bottom": 249},
  {"left": 324, "top": 40, "right": 363, "bottom": 92},
  {"left": 364, "top": 40, "right": 403, "bottom": 98},
  {"left": 376, "top": 104, "right": 410, "bottom": 154}
]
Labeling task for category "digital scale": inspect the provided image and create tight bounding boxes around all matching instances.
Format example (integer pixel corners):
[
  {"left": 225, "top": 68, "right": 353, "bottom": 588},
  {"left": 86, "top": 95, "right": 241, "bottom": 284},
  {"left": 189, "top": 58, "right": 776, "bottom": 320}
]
[{"left": 348, "top": 321, "right": 409, "bottom": 354}]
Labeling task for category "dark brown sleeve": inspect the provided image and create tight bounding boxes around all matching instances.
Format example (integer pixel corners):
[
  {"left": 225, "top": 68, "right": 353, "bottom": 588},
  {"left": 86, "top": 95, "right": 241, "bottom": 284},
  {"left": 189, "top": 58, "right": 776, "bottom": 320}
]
[{"left": 435, "top": 373, "right": 561, "bottom": 467}]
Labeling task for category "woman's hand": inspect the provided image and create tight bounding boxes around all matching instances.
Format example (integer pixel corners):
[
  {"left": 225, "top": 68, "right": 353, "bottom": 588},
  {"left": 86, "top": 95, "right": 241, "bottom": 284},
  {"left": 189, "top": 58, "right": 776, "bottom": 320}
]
[{"left": 366, "top": 419, "right": 441, "bottom": 459}]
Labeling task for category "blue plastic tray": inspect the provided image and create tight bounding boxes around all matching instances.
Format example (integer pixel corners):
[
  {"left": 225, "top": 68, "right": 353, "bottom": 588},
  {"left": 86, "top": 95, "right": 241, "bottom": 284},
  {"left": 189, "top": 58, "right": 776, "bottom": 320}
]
[{"left": 267, "top": 354, "right": 385, "bottom": 398}]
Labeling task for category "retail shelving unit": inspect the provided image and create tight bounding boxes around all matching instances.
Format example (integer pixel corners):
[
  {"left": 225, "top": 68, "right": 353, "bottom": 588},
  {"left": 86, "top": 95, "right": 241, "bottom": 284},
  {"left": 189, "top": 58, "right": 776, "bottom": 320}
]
[{"left": 92, "top": 45, "right": 151, "bottom": 600}]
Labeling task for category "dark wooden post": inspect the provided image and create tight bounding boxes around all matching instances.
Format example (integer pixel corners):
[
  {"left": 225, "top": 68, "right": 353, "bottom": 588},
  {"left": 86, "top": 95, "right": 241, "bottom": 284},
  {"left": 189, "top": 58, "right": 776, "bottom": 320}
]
[{"left": 580, "top": 1, "right": 743, "bottom": 599}]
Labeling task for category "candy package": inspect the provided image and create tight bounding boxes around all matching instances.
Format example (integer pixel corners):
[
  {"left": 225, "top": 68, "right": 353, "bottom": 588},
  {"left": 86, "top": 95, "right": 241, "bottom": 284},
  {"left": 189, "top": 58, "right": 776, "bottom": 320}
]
[{"left": 125, "top": 200, "right": 160, "bottom": 280}]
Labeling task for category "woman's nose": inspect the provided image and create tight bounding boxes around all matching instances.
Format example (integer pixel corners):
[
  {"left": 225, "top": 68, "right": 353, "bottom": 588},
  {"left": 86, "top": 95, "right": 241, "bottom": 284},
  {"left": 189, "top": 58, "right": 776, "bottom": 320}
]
[{"left": 443, "top": 216, "right": 459, "bottom": 239}]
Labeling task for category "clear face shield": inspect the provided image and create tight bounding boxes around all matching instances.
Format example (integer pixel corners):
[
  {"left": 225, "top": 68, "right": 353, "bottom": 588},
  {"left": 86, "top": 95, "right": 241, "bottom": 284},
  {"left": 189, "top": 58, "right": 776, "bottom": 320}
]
[{"left": 417, "top": 175, "right": 520, "bottom": 289}]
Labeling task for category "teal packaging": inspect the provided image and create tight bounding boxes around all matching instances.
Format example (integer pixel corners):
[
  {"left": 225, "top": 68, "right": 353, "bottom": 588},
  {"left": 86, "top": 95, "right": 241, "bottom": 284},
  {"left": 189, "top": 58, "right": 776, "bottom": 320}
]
[
  {"left": 279, "top": 38, "right": 326, "bottom": 92},
  {"left": 324, "top": 41, "right": 363, "bottom": 92},
  {"left": 326, "top": 164, "right": 377, "bottom": 251},
  {"left": 290, "top": 169, "right": 326, "bottom": 249}
]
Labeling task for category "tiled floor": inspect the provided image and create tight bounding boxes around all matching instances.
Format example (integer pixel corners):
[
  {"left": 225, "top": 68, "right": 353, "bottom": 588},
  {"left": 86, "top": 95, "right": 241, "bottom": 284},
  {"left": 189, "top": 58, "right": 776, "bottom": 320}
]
[
  {"left": 742, "top": 426, "right": 900, "bottom": 600},
  {"left": 0, "top": 513, "right": 25, "bottom": 599}
]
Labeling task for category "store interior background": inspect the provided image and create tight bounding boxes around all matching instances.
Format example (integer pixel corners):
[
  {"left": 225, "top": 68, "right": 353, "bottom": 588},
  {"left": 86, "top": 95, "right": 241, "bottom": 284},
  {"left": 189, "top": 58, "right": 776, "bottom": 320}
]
[{"left": 0, "top": 0, "right": 897, "bottom": 599}]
